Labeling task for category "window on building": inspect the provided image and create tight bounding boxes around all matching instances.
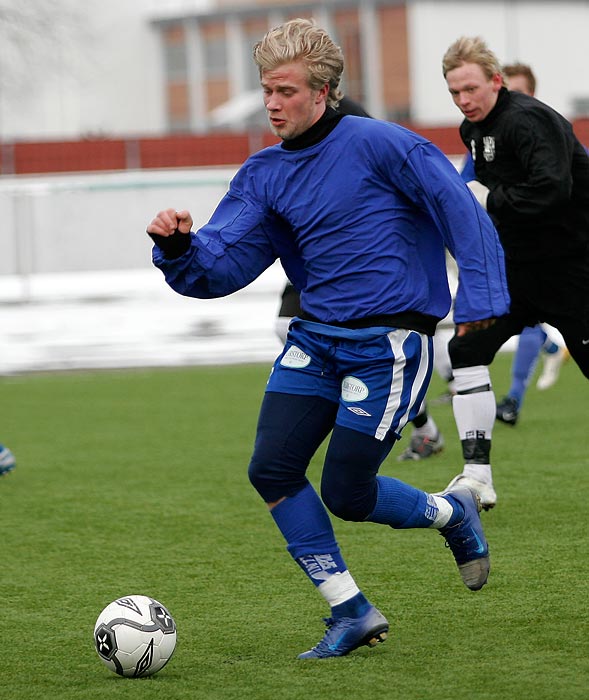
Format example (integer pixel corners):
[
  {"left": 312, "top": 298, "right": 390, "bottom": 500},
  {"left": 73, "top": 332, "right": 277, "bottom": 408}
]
[
  {"left": 242, "top": 19, "right": 269, "bottom": 92},
  {"left": 164, "top": 35, "right": 187, "bottom": 80},
  {"left": 162, "top": 25, "right": 190, "bottom": 132},
  {"left": 333, "top": 10, "right": 364, "bottom": 105},
  {"left": 204, "top": 25, "right": 228, "bottom": 79},
  {"left": 201, "top": 23, "right": 229, "bottom": 111}
]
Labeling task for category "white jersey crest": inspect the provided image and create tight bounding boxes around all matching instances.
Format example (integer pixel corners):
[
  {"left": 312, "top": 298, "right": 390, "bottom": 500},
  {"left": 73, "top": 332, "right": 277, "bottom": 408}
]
[{"left": 483, "top": 136, "right": 496, "bottom": 162}]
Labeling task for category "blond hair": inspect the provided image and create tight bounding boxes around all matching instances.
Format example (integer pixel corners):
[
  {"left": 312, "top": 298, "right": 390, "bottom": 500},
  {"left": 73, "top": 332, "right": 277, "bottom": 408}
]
[
  {"left": 442, "top": 36, "right": 505, "bottom": 84},
  {"left": 253, "top": 18, "right": 344, "bottom": 108},
  {"left": 503, "top": 62, "right": 536, "bottom": 95}
]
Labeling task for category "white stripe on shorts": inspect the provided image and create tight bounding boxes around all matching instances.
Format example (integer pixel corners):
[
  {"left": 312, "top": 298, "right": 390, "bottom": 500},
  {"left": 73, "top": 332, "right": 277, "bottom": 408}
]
[{"left": 375, "top": 329, "right": 431, "bottom": 441}]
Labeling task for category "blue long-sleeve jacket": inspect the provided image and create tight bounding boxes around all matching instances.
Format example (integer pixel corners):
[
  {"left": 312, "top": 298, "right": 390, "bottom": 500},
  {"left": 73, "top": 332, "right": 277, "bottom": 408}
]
[{"left": 152, "top": 116, "right": 509, "bottom": 327}]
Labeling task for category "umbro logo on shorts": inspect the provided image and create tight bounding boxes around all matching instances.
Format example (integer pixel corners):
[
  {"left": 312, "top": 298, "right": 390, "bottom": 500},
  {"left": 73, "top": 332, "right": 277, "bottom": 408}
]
[{"left": 346, "top": 406, "right": 372, "bottom": 417}]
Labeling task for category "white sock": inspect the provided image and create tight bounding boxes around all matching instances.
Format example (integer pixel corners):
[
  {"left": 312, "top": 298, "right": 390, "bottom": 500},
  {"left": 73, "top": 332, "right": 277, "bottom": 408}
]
[
  {"left": 464, "top": 463, "right": 493, "bottom": 485},
  {"left": 317, "top": 571, "right": 360, "bottom": 607},
  {"left": 452, "top": 390, "right": 496, "bottom": 442},
  {"left": 428, "top": 494, "right": 454, "bottom": 528}
]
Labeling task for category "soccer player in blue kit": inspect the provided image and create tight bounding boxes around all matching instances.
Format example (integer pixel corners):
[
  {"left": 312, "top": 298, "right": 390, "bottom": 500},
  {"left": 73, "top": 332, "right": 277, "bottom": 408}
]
[{"left": 147, "top": 19, "right": 509, "bottom": 659}]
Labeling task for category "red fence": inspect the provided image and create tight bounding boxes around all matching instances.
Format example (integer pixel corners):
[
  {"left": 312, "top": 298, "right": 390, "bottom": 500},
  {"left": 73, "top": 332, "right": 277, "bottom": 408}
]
[
  {"left": 0, "top": 132, "right": 280, "bottom": 175},
  {"left": 2, "top": 119, "right": 588, "bottom": 176}
]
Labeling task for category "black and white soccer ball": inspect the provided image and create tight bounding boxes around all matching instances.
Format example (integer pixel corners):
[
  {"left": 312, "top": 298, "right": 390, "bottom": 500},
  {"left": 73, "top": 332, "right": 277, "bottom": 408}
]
[{"left": 94, "top": 595, "right": 177, "bottom": 677}]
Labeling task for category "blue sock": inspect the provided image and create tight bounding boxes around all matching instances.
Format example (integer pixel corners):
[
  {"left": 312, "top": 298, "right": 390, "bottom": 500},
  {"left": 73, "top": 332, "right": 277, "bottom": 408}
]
[
  {"left": 509, "top": 326, "right": 544, "bottom": 405},
  {"left": 443, "top": 495, "right": 465, "bottom": 528},
  {"left": 331, "top": 591, "right": 371, "bottom": 620},
  {"left": 366, "top": 476, "right": 443, "bottom": 528},
  {"left": 270, "top": 483, "right": 347, "bottom": 586}
]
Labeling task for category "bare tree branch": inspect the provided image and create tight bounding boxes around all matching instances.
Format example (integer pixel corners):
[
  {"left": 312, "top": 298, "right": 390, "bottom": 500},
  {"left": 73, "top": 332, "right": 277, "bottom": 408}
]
[{"left": 0, "top": 0, "right": 92, "bottom": 92}]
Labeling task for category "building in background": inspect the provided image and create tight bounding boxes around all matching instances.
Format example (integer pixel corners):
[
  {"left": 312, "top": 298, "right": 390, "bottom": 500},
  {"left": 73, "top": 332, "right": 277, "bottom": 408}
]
[
  {"left": 0, "top": 0, "right": 588, "bottom": 140},
  {"left": 152, "top": 0, "right": 409, "bottom": 131}
]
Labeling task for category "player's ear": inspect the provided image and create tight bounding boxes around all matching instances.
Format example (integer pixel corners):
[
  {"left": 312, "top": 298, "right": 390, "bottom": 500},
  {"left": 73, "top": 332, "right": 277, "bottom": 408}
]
[
  {"left": 492, "top": 73, "right": 503, "bottom": 91},
  {"left": 316, "top": 83, "right": 329, "bottom": 104}
]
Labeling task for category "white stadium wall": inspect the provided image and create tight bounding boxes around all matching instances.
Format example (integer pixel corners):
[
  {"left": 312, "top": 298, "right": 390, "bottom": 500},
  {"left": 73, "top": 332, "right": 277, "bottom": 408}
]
[{"left": 0, "top": 168, "right": 236, "bottom": 276}]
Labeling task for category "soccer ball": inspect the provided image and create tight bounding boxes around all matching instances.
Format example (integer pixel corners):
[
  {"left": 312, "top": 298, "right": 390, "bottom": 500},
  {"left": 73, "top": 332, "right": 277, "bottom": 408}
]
[{"left": 93, "top": 595, "right": 177, "bottom": 677}]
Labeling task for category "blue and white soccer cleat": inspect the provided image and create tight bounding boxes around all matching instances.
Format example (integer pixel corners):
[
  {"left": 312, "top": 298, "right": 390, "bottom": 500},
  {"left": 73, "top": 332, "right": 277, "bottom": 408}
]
[
  {"left": 439, "top": 486, "right": 490, "bottom": 591},
  {"left": 0, "top": 445, "right": 16, "bottom": 476},
  {"left": 298, "top": 605, "right": 388, "bottom": 659}
]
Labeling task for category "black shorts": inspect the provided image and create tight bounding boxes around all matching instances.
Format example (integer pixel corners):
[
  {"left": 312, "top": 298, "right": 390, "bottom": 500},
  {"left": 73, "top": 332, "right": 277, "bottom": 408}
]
[
  {"left": 278, "top": 282, "right": 302, "bottom": 318},
  {"left": 450, "top": 249, "right": 589, "bottom": 378},
  {"left": 506, "top": 253, "right": 589, "bottom": 323}
]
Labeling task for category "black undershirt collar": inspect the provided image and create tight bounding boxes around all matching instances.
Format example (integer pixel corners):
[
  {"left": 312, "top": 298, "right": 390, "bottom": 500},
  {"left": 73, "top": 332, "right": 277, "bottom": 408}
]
[{"left": 280, "top": 107, "right": 345, "bottom": 151}]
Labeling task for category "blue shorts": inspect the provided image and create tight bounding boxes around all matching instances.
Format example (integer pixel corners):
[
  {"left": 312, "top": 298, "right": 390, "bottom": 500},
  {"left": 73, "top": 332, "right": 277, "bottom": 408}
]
[{"left": 266, "top": 319, "right": 433, "bottom": 441}]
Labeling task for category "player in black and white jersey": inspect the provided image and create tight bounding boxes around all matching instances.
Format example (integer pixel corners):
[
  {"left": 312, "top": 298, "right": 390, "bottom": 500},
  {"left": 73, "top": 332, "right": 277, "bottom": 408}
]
[{"left": 442, "top": 37, "right": 589, "bottom": 508}]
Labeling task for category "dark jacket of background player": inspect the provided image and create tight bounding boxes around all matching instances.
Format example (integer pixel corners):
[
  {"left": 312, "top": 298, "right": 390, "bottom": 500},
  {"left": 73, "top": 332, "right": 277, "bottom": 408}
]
[{"left": 461, "top": 87, "right": 589, "bottom": 262}]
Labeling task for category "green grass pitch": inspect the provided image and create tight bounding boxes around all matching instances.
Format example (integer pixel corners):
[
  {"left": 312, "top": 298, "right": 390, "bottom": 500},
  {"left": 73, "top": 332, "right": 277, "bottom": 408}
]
[{"left": 1, "top": 353, "right": 588, "bottom": 699}]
